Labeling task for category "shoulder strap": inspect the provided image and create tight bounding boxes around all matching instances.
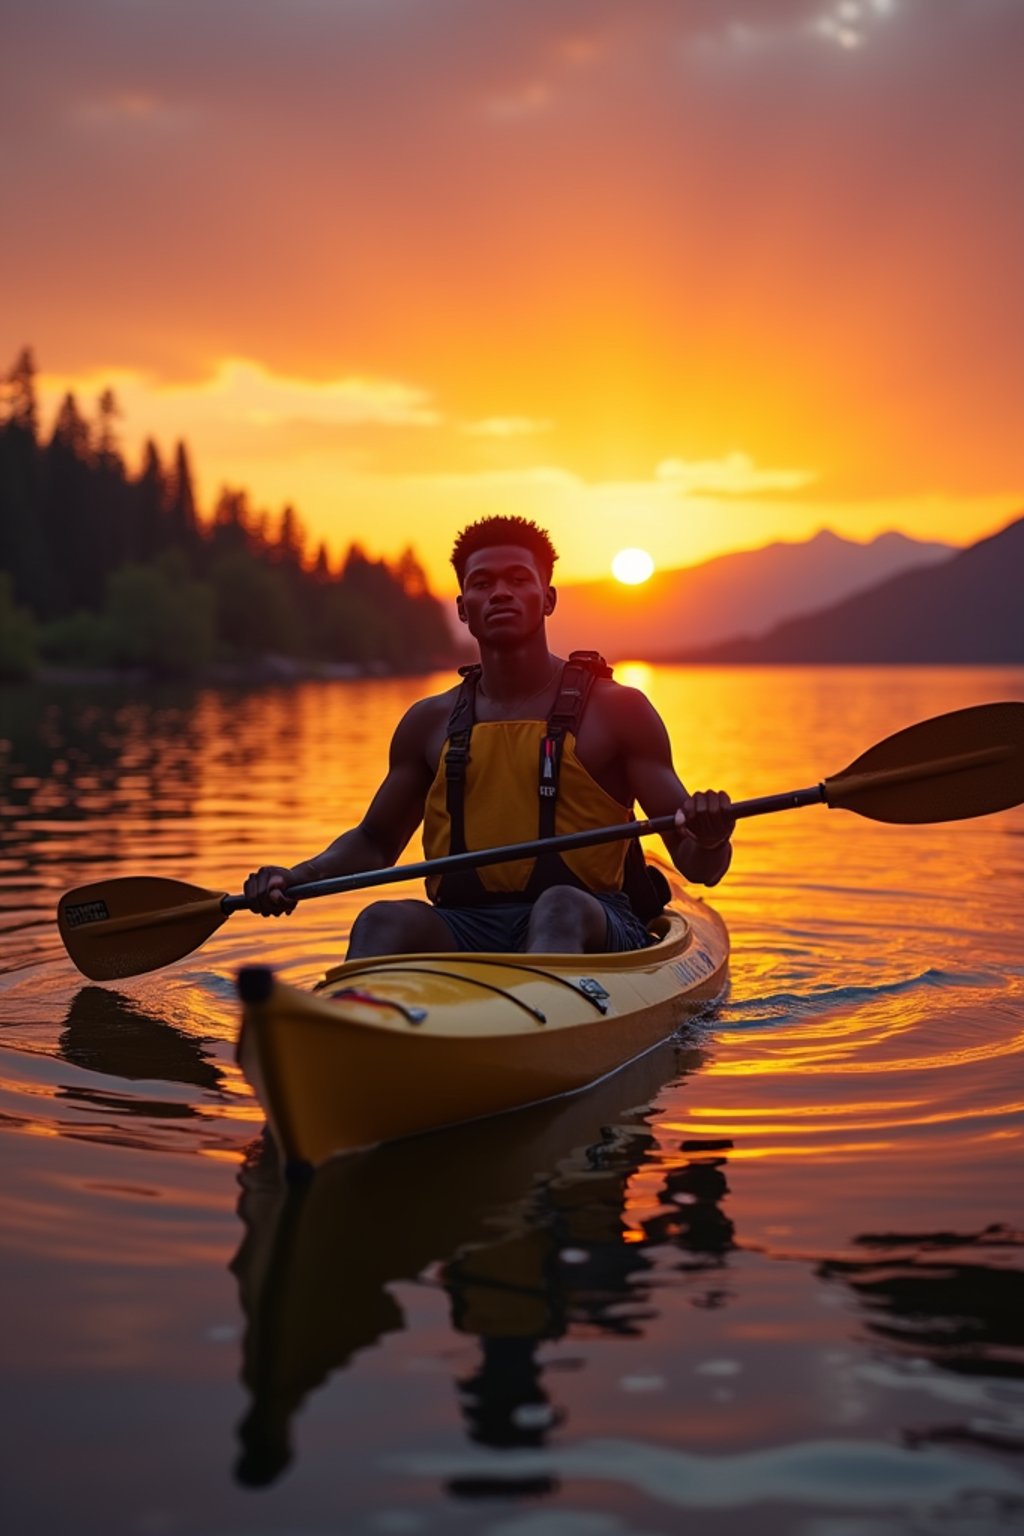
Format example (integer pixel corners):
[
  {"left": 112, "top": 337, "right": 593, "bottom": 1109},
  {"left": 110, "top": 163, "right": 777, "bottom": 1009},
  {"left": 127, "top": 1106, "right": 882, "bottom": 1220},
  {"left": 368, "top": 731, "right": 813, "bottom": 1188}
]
[
  {"left": 446, "top": 664, "right": 480, "bottom": 736},
  {"left": 434, "top": 665, "right": 493, "bottom": 904},
  {"left": 545, "top": 650, "right": 612, "bottom": 739},
  {"left": 443, "top": 665, "right": 480, "bottom": 856},
  {"left": 569, "top": 649, "right": 613, "bottom": 679},
  {"left": 529, "top": 650, "right": 614, "bottom": 896},
  {"left": 537, "top": 650, "right": 612, "bottom": 827}
]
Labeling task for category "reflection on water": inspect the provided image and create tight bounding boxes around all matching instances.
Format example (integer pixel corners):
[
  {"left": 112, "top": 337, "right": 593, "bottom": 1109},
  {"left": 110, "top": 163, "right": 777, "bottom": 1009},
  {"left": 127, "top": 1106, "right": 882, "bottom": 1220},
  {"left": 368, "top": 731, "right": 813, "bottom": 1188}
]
[
  {"left": 2, "top": 668, "right": 1024, "bottom": 1532},
  {"left": 832, "top": 1225, "right": 1024, "bottom": 1367},
  {"left": 644, "top": 1157, "right": 737, "bottom": 1302},
  {"left": 231, "top": 1038, "right": 703, "bottom": 1488},
  {"left": 61, "top": 985, "right": 224, "bottom": 1093},
  {"left": 49, "top": 986, "right": 226, "bottom": 1125}
]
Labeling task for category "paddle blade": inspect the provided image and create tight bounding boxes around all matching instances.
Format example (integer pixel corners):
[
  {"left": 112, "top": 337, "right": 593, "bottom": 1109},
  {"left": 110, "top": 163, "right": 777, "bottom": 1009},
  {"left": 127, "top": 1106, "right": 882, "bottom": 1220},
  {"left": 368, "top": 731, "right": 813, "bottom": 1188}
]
[
  {"left": 824, "top": 702, "right": 1024, "bottom": 824},
  {"left": 58, "top": 876, "right": 229, "bottom": 980}
]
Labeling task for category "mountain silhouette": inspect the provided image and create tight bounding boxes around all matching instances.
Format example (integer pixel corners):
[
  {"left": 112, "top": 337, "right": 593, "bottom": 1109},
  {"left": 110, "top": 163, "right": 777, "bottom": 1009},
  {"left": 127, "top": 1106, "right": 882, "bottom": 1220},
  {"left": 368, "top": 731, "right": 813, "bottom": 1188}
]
[
  {"left": 677, "top": 515, "right": 1024, "bottom": 663},
  {"left": 547, "top": 529, "right": 953, "bottom": 660}
]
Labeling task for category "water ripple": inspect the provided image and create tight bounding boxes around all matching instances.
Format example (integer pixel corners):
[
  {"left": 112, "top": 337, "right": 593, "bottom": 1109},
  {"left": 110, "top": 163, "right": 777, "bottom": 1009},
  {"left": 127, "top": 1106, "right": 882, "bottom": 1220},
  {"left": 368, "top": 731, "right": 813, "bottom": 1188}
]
[
  {"left": 720, "top": 968, "right": 1005, "bottom": 1029},
  {"left": 386, "top": 1435, "right": 1024, "bottom": 1510}
]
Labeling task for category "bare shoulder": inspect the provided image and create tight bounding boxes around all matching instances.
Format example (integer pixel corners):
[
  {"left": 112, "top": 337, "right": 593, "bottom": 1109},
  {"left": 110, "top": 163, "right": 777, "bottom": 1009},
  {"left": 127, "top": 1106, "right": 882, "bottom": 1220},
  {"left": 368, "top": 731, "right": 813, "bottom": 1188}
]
[
  {"left": 591, "top": 677, "right": 664, "bottom": 731},
  {"left": 390, "top": 681, "right": 461, "bottom": 765},
  {"left": 573, "top": 676, "right": 673, "bottom": 802},
  {"left": 396, "top": 683, "right": 459, "bottom": 728}
]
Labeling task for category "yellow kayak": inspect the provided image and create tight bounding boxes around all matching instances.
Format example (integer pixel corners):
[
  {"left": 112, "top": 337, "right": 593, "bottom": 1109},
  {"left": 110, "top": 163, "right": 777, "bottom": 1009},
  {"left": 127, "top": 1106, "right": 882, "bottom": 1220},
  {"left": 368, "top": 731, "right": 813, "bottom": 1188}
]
[{"left": 236, "top": 890, "right": 728, "bottom": 1173}]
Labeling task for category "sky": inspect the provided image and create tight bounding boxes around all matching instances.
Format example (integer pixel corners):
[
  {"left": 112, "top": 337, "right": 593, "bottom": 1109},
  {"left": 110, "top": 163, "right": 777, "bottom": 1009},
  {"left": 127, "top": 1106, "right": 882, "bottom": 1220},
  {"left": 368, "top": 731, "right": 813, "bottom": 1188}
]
[{"left": 4, "top": 0, "right": 1022, "bottom": 591}]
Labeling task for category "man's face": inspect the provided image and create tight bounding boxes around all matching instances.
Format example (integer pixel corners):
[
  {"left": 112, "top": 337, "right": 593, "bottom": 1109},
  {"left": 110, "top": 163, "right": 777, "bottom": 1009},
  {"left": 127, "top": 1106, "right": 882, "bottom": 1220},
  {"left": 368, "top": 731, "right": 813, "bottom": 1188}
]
[{"left": 456, "top": 544, "right": 556, "bottom": 645}]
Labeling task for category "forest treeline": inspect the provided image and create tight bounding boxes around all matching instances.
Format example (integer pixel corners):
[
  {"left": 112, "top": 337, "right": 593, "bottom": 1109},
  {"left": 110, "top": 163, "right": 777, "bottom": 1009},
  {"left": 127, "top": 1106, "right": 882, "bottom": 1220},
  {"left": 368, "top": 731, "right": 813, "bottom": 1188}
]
[{"left": 0, "top": 348, "right": 455, "bottom": 680}]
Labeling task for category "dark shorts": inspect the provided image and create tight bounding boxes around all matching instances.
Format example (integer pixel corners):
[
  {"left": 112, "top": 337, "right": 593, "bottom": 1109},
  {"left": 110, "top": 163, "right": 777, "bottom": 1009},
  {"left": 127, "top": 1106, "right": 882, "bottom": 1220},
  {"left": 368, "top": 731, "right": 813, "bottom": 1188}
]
[{"left": 432, "top": 891, "right": 654, "bottom": 954}]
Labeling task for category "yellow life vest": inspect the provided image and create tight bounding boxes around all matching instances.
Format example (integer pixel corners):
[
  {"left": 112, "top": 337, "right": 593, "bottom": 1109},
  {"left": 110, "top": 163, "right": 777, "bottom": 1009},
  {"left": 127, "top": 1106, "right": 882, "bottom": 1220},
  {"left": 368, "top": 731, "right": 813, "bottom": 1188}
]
[
  {"left": 423, "top": 653, "right": 639, "bottom": 905},
  {"left": 423, "top": 717, "right": 630, "bottom": 901}
]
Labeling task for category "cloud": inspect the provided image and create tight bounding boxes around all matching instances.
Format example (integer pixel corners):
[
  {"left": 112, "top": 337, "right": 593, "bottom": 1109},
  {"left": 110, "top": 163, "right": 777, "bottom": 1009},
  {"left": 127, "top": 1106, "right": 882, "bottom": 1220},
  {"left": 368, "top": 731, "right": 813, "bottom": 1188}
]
[
  {"left": 685, "top": 0, "right": 899, "bottom": 55},
  {"left": 656, "top": 454, "right": 816, "bottom": 495},
  {"left": 38, "top": 359, "right": 440, "bottom": 433},
  {"left": 485, "top": 80, "right": 555, "bottom": 120},
  {"left": 72, "top": 91, "right": 200, "bottom": 133},
  {"left": 462, "top": 416, "right": 554, "bottom": 438},
  {"left": 411, "top": 465, "right": 580, "bottom": 492},
  {"left": 191, "top": 360, "right": 441, "bottom": 429},
  {"left": 811, "top": 0, "right": 897, "bottom": 52}
]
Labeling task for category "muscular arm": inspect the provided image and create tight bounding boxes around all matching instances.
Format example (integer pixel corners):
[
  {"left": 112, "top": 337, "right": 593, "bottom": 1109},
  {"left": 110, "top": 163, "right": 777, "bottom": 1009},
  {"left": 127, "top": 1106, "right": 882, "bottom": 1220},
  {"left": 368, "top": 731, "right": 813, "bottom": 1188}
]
[
  {"left": 611, "top": 688, "right": 734, "bottom": 888},
  {"left": 244, "top": 697, "right": 440, "bottom": 915}
]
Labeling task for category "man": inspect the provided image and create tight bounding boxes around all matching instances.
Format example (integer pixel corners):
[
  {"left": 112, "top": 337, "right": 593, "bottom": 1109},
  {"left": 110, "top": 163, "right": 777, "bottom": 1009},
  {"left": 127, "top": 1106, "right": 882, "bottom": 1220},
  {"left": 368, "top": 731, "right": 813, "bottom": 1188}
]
[{"left": 245, "top": 516, "right": 734, "bottom": 956}]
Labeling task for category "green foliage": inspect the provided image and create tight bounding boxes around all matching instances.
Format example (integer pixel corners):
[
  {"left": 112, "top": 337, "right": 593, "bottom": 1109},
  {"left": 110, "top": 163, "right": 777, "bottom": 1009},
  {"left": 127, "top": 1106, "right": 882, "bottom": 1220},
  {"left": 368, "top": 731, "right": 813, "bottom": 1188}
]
[
  {"left": 39, "top": 609, "right": 117, "bottom": 669},
  {"left": 332, "top": 545, "right": 453, "bottom": 667},
  {"left": 316, "top": 587, "right": 389, "bottom": 664},
  {"left": 0, "top": 573, "right": 37, "bottom": 679},
  {"left": 209, "top": 549, "right": 309, "bottom": 656},
  {"left": 105, "top": 558, "right": 217, "bottom": 676},
  {"left": 1, "top": 345, "right": 455, "bottom": 679}
]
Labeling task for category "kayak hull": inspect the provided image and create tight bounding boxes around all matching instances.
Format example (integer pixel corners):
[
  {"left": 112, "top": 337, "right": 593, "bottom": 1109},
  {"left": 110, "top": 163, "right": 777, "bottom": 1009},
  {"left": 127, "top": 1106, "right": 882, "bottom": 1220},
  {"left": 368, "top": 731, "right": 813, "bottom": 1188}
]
[{"left": 236, "top": 894, "right": 728, "bottom": 1170}]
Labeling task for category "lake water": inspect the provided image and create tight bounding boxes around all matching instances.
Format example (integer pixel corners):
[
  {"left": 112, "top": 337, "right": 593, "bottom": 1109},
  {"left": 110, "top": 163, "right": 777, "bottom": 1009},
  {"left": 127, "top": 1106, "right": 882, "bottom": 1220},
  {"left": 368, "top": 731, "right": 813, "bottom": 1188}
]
[{"left": 1, "top": 665, "right": 1023, "bottom": 1536}]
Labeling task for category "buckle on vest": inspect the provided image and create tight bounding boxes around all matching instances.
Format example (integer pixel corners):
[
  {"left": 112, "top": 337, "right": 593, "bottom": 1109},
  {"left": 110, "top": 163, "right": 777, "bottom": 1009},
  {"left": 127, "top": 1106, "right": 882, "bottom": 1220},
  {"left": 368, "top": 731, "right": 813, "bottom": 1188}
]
[
  {"left": 539, "top": 734, "right": 560, "bottom": 796},
  {"left": 445, "top": 746, "right": 469, "bottom": 780}
]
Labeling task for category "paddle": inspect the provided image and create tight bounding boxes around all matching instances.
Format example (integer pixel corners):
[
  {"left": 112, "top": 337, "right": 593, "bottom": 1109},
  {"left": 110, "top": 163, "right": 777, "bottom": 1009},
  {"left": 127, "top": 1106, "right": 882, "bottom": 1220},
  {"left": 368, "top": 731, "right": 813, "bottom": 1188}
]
[{"left": 58, "top": 701, "right": 1024, "bottom": 981}]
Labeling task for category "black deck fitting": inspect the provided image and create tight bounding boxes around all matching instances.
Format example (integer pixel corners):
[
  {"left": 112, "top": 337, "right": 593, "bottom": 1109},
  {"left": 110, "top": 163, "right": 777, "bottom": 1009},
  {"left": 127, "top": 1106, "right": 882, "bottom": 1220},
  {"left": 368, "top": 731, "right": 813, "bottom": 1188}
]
[{"left": 237, "top": 965, "right": 275, "bottom": 1004}]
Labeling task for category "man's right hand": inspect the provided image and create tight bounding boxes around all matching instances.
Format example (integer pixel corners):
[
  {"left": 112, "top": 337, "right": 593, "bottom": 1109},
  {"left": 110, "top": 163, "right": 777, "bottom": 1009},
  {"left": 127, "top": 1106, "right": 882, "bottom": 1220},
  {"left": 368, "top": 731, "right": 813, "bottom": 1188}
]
[{"left": 244, "top": 865, "right": 299, "bottom": 917}]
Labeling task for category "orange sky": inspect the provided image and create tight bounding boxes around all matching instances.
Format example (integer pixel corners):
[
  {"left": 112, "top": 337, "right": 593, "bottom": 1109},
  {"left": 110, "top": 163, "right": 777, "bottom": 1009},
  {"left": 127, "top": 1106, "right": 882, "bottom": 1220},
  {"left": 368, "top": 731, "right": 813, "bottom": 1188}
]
[{"left": 6, "top": 0, "right": 1022, "bottom": 591}]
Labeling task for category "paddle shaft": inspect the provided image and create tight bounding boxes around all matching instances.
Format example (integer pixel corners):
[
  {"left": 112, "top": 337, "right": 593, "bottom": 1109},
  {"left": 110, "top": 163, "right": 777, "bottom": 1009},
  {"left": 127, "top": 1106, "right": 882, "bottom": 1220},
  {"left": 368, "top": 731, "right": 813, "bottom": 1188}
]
[
  {"left": 220, "top": 785, "right": 825, "bottom": 914},
  {"left": 57, "top": 701, "right": 1024, "bottom": 980}
]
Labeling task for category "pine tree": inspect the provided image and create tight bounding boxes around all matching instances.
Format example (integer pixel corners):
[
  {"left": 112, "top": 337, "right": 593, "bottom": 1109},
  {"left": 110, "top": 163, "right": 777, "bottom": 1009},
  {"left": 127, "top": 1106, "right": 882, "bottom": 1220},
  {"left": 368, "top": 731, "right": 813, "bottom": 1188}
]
[
  {"left": 274, "top": 504, "right": 306, "bottom": 571},
  {"left": 133, "top": 439, "right": 168, "bottom": 563},
  {"left": 2, "top": 347, "right": 39, "bottom": 437},
  {"left": 0, "top": 347, "right": 46, "bottom": 610},
  {"left": 89, "top": 388, "right": 127, "bottom": 601},
  {"left": 167, "top": 441, "right": 200, "bottom": 556},
  {"left": 95, "top": 388, "right": 123, "bottom": 472},
  {"left": 395, "top": 545, "right": 429, "bottom": 597},
  {"left": 211, "top": 487, "right": 253, "bottom": 555},
  {"left": 42, "top": 393, "right": 94, "bottom": 616}
]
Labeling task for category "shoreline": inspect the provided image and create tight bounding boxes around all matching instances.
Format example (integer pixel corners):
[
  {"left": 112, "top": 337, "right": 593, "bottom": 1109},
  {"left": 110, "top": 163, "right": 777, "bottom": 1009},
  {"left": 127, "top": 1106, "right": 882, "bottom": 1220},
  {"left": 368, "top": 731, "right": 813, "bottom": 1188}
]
[
  {"left": 4, "top": 653, "right": 1020, "bottom": 689},
  {"left": 14, "top": 655, "right": 460, "bottom": 688}
]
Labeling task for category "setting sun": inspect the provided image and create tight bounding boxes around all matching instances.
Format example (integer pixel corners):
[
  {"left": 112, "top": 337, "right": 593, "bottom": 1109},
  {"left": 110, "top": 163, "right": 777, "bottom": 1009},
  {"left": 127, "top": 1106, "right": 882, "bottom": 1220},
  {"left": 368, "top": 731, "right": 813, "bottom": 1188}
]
[{"left": 611, "top": 548, "right": 655, "bottom": 586}]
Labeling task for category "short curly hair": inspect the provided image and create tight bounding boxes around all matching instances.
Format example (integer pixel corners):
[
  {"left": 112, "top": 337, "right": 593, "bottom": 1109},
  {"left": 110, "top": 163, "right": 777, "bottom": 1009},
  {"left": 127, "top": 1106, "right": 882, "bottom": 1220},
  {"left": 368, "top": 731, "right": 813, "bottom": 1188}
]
[{"left": 450, "top": 516, "right": 559, "bottom": 587}]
